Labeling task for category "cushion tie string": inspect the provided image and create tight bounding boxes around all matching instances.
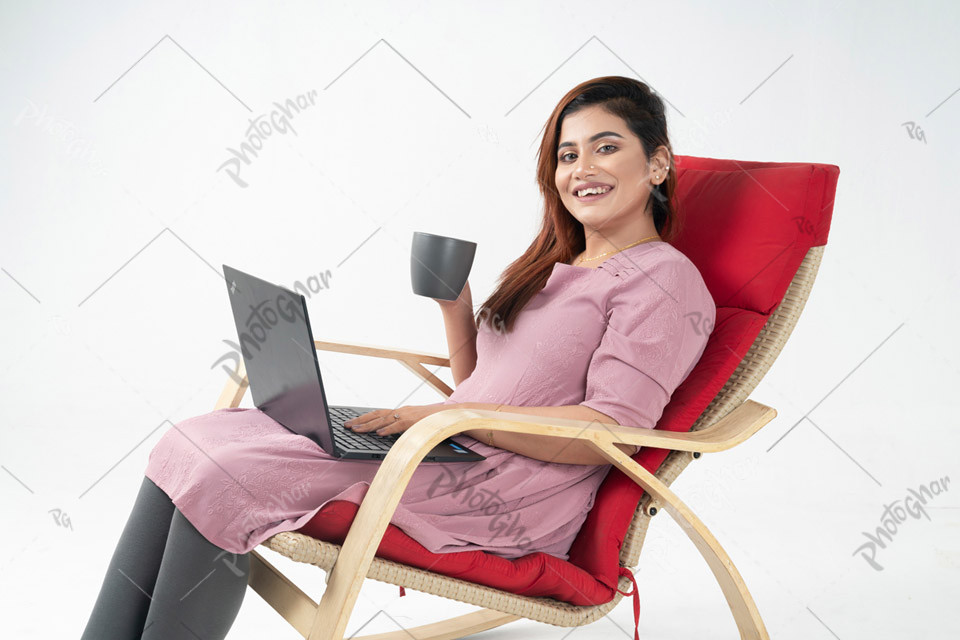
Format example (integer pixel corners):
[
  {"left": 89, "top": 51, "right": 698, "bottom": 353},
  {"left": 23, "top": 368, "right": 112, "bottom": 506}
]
[{"left": 616, "top": 566, "right": 641, "bottom": 640}]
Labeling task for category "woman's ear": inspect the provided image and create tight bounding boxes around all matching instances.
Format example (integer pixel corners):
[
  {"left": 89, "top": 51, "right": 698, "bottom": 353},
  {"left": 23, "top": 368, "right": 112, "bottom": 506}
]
[{"left": 647, "top": 146, "right": 670, "bottom": 174}]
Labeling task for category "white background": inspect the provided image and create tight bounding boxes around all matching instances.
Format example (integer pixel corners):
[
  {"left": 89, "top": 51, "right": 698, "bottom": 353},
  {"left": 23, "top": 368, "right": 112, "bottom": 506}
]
[{"left": 1, "top": 1, "right": 958, "bottom": 638}]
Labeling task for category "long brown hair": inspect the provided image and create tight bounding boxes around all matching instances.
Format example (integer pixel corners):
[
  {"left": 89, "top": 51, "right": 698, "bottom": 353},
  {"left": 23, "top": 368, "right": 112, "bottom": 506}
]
[{"left": 475, "top": 76, "right": 681, "bottom": 334}]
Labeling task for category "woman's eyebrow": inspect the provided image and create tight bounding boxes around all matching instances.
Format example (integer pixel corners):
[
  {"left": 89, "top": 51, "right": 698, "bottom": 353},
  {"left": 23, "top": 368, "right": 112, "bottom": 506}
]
[{"left": 558, "top": 131, "right": 624, "bottom": 150}]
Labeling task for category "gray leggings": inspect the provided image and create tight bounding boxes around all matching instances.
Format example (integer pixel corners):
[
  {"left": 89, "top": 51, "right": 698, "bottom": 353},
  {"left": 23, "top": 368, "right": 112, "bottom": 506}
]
[{"left": 80, "top": 476, "right": 251, "bottom": 639}]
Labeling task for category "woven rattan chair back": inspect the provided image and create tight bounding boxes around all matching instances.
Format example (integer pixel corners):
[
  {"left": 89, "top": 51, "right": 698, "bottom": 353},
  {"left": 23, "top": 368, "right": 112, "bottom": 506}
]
[{"left": 619, "top": 244, "right": 824, "bottom": 569}]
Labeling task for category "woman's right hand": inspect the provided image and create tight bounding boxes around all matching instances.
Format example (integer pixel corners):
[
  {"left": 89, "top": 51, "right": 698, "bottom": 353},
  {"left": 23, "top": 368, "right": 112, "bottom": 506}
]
[{"left": 434, "top": 279, "right": 472, "bottom": 312}]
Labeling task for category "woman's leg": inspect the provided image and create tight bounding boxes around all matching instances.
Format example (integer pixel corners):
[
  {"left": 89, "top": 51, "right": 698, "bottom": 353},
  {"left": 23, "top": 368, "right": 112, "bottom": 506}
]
[
  {"left": 80, "top": 475, "right": 177, "bottom": 639},
  {"left": 141, "top": 508, "right": 250, "bottom": 640}
]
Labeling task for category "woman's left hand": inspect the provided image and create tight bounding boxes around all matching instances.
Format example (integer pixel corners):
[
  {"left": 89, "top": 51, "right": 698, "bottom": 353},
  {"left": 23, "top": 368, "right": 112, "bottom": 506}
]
[{"left": 344, "top": 403, "right": 452, "bottom": 437}]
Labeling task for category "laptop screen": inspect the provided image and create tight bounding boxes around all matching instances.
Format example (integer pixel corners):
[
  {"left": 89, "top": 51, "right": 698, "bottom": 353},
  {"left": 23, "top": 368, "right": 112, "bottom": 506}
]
[{"left": 223, "top": 264, "right": 336, "bottom": 453}]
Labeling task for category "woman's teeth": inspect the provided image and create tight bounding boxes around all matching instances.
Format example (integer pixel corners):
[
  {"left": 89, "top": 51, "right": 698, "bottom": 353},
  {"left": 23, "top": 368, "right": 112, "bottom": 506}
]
[
  {"left": 576, "top": 186, "right": 612, "bottom": 197},
  {"left": 575, "top": 186, "right": 613, "bottom": 201}
]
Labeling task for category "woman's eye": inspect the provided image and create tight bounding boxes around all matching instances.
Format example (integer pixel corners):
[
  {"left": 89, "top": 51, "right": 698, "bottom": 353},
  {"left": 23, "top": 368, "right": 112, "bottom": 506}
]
[{"left": 559, "top": 145, "right": 617, "bottom": 162}]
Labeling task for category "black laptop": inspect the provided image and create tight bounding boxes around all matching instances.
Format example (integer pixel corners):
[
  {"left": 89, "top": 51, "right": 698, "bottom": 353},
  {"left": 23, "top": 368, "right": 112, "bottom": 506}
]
[{"left": 222, "top": 264, "right": 484, "bottom": 462}]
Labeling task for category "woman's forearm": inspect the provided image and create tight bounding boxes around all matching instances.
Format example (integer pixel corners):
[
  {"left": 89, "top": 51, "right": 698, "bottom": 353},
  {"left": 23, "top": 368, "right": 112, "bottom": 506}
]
[
  {"left": 458, "top": 402, "right": 638, "bottom": 465},
  {"left": 441, "top": 304, "right": 479, "bottom": 386}
]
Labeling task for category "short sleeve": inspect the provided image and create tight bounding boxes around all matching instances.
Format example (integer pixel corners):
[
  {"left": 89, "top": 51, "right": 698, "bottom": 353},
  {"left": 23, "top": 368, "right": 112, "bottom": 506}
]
[{"left": 579, "top": 260, "right": 715, "bottom": 451}]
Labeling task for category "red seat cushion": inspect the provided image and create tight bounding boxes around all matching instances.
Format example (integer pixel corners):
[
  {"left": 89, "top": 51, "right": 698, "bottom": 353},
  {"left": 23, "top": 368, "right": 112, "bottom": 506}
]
[
  {"left": 296, "top": 501, "right": 612, "bottom": 605},
  {"left": 295, "top": 155, "right": 840, "bottom": 605}
]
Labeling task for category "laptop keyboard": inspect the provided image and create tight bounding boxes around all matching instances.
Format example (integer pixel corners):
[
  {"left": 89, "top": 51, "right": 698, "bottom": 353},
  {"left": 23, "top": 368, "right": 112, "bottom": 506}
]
[{"left": 329, "top": 406, "right": 400, "bottom": 452}]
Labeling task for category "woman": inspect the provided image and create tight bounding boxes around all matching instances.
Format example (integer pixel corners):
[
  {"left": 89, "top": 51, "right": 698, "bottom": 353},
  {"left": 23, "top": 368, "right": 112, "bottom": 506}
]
[{"left": 81, "top": 75, "right": 716, "bottom": 639}]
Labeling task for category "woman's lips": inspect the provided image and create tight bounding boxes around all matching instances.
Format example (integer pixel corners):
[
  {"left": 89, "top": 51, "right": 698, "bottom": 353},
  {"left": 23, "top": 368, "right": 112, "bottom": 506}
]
[{"left": 574, "top": 187, "right": 613, "bottom": 203}]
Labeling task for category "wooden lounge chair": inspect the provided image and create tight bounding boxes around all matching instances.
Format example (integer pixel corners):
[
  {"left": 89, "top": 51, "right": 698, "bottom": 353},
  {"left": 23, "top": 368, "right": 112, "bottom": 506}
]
[{"left": 214, "top": 154, "right": 839, "bottom": 640}]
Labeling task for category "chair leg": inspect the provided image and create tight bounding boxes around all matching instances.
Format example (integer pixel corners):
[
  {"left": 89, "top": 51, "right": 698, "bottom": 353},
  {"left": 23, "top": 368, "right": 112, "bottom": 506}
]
[
  {"left": 603, "top": 446, "right": 770, "bottom": 640},
  {"left": 248, "top": 550, "right": 319, "bottom": 637},
  {"left": 332, "top": 609, "right": 520, "bottom": 640},
  {"left": 249, "top": 549, "right": 521, "bottom": 640}
]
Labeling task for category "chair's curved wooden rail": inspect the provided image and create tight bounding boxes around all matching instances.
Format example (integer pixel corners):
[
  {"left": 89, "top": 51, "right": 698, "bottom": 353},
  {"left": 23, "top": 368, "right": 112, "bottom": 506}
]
[{"left": 217, "top": 338, "right": 775, "bottom": 640}]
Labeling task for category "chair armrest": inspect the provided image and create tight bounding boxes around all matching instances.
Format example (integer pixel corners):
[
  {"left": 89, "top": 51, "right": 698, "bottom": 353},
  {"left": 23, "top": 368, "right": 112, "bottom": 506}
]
[
  {"left": 215, "top": 359, "right": 249, "bottom": 410},
  {"left": 214, "top": 339, "right": 775, "bottom": 453},
  {"left": 313, "top": 402, "right": 775, "bottom": 636},
  {"left": 313, "top": 339, "right": 453, "bottom": 399},
  {"left": 313, "top": 339, "right": 449, "bottom": 367},
  {"left": 421, "top": 400, "right": 776, "bottom": 455},
  {"left": 307, "top": 344, "right": 776, "bottom": 451},
  {"left": 309, "top": 339, "right": 773, "bottom": 454},
  {"left": 312, "top": 401, "right": 775, "bottom": 629}
]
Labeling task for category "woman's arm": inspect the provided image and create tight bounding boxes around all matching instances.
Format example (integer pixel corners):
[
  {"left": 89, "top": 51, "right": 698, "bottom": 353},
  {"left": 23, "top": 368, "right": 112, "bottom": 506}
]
[
  {"left": 440, "top": 303, "right": 478, "bottom": 386},
  {"left": 459, "top": 402, "right": 639, "bottom": 465},
  {"left": 434, "top": 281, "right": 478, "bottom": 386}
]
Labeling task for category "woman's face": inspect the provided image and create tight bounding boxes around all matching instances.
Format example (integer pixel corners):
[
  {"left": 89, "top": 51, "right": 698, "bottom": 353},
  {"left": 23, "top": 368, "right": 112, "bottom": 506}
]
[{"left": 554, "top": 105, "right": 655, "bottom": 233}]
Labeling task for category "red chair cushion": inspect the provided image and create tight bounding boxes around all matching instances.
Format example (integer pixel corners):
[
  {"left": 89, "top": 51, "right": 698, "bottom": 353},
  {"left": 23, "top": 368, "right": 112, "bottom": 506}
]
[
  {"left": 671, "top": 163, "right": 834, "bottom": 314},
  {"left": 296, "top": 155, "right": 840, "bottom": 605},
  {"left": 296, "top": 500, "right": 612, "bottom": 605},
  {"left": 565, "top": 307, "right": 768, "bottom": 589},
  {"left": 567, "top": 156, "right": 839, "bottom": 592}
]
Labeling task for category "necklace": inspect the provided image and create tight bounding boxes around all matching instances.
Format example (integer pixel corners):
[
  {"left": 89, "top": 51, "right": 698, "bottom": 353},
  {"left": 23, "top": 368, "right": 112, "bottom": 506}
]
[{"left": 574, "top": 234, "right": 661, "bottom": 265}]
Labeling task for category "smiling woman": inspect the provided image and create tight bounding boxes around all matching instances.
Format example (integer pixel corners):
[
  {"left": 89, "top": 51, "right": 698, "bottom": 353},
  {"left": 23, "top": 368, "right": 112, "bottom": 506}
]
[
  {"left": 81, "top": 76, "right": 713, "bottom": 640},
  {"left": 557, "top": 108, "right": 669, "bottom": 266},
  {"left": 477, "top": 76, "right": 682, "bottom": 333}
]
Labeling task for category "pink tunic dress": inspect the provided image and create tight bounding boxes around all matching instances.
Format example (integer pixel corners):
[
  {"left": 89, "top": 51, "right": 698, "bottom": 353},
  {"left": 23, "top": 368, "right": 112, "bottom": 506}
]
[{"left": 145, "top": 241, "right": 715, "bottom": 559}]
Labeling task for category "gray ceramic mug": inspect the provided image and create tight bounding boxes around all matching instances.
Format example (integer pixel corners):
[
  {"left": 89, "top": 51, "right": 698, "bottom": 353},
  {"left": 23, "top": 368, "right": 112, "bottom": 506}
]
[{"left": 411, "top": 231, "right": 477, "bottom": 301}]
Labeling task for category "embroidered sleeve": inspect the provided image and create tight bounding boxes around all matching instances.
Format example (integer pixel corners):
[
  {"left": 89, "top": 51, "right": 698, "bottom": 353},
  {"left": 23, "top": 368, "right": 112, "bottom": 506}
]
[{"left": 580, "top": 260, "right": 714, "bottom": 450}]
